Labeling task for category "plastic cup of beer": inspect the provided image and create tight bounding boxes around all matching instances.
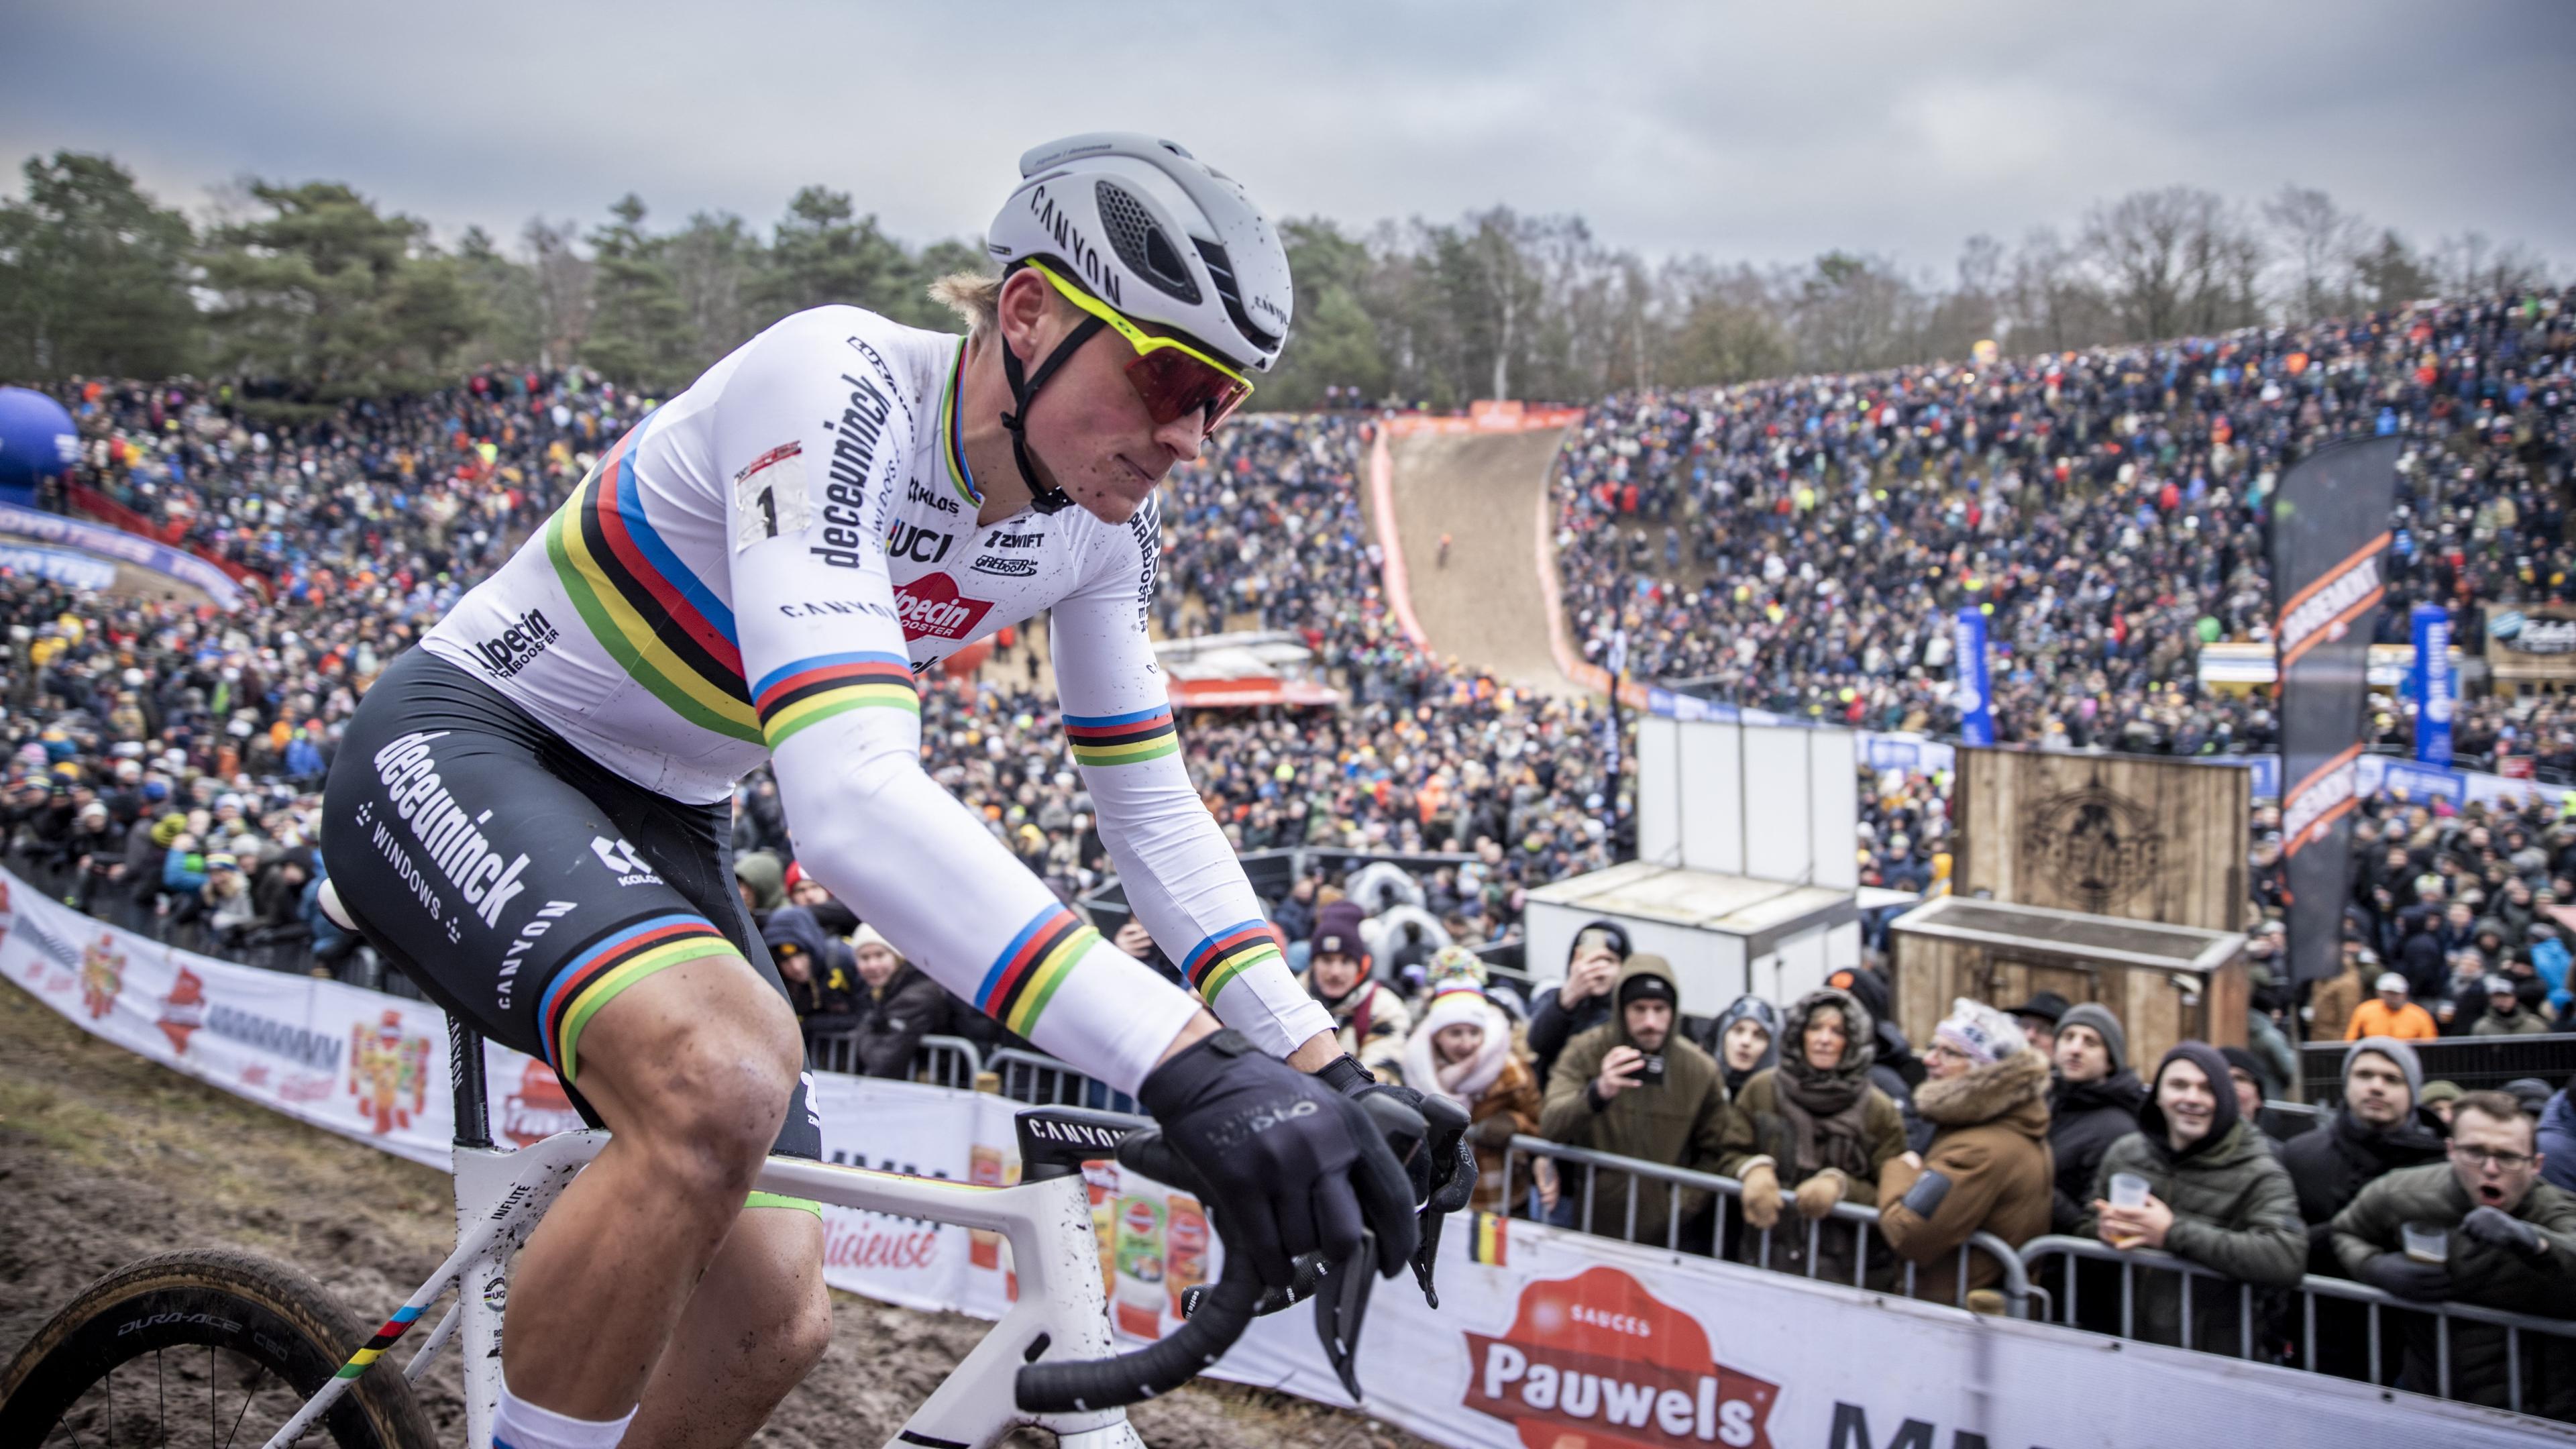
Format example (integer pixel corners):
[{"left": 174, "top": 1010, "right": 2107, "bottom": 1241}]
[
  {"left": 2402, "top": 1222, "right": 2449, "bottom": 1265},
  {"left": 2109, "top": 1173, "right": 2151, "bottom": 1210}
]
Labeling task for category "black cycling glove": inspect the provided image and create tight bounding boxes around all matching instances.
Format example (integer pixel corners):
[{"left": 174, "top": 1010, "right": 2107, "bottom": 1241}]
[{"left": 1140, "top": 1030, "right": 1418, "bottom": 1289}]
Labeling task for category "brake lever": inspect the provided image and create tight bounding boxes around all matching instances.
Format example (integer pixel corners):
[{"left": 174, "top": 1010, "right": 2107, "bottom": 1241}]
[{"left": 1314, "top": 1230, "right": 1377, "bottom": 1403}]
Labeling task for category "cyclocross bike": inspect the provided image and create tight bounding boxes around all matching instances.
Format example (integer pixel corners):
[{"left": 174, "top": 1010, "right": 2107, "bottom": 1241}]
[{"left": 0, "top": 1014, "right": 1401, "bottom": 1449}]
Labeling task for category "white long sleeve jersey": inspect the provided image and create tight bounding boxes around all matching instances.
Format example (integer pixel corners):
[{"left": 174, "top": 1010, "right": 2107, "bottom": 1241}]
[{"left": 421, "top": 305, "right": 1330, "bottom": 1090}]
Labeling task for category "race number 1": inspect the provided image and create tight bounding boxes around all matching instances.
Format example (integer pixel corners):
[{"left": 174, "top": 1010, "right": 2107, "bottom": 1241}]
[{"left": 732, "top": 442, "right": 812, "bottom": 553}]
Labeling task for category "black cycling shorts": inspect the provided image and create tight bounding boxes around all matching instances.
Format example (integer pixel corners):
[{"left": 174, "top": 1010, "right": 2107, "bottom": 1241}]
[{"left": 321, "top": 647, "right": 822, "bottom": 1167}]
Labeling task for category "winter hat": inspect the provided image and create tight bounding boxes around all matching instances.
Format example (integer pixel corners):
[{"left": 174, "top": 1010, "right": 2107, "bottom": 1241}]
[
  {"left": 2373, "top": 971, "right": 2410, "bottom": 994},
  {"left": 1312, "top": 900, "right": 1369, "bottom": 959},
  {"left": 1934, "top": 998, "right": 2026, "bottom": 1066},
  {"left": 2419, "top": 1079, "right": 2465, "bottom": 1109},
  {"left": 2055, "top": 1003, "right": 2128, "bottom": 1074},
  {"left": 850, "top": 922, "right": 901, "bottom": 961},
  {"left": 1713, "top": 994, "right": 1780, "bottom": 1046},
  {"left": 733, "top": 850, "right": 786, "bottom": 914},
  {"left": 2342, "top": 1036, "right": 2423, "bottom": 1102},
  {"left": 759, "top": 906, "right": 827, "bottom": 963},
  {"left": 150, "top": 812, "right": 188, "bottom": 847},
  {"left": 1425, "top": 943, "right": 1487, "bottom": 990},
  {"left": 2218, "top": 1045, "right": 2268, "bottom": 1092},
  {"left": 1617, "top": 958, "right": 1677, "bottom": 1010},
  {"left": 1421, "top": 983, "right": 1492, "bottom": 1036},
  {"left": 2003, "top": 989, "right": 2070, "bottom": 1027}
]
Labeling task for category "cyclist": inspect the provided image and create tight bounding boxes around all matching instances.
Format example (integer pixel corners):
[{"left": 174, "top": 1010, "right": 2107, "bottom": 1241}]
[{"left": 321, "top": 133, "right": 1419, "bottom": 1449}]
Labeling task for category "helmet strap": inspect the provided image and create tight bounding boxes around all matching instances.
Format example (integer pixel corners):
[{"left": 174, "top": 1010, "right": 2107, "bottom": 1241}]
[{"left": 998, "top": 311, "right": 1108, "bottom": 516}]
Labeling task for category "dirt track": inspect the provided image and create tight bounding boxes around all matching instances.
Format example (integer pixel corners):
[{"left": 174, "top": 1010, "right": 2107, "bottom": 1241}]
[
  {"left": 0, "top": 977, "right": 1430, "bottom": 1449},
  {"left": 1376, "top": 429, "right": 1575, "bottom": 696}
]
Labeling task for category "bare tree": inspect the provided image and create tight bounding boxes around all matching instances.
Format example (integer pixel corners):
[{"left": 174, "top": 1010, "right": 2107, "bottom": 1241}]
[
  {"left": 2261, "top": 184, "right": 2368, "bottom": 322},
  {"left": 2433, "top": 231, "right": 2555, "bottom": 298},
  {"left": 2080, "top": 186, "right": 2265, "bottom": 341},
  {"left": 521, "top": 217, "right": 592, "bottom": 371}
]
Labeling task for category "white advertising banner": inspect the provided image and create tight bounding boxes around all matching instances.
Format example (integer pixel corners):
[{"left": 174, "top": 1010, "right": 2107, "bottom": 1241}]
[{"left": 3, "top": 867, "right": 2566, "bottom": 1448}]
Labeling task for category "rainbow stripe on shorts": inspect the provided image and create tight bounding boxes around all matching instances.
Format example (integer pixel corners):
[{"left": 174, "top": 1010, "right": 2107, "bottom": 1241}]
[{"left": 539, "top": 914, "right": 741, "bottom": 1081}]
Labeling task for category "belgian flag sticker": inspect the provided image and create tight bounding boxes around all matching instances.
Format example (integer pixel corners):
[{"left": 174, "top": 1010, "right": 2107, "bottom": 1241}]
[{"left": 1470, "top": 1211, "right": 1507, "bottom": 1267}]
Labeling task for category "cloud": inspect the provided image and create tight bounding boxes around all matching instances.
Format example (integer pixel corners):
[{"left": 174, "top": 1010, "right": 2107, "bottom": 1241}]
[{"left": 3, "top": 0, "right": 2570, "bottom": 274}]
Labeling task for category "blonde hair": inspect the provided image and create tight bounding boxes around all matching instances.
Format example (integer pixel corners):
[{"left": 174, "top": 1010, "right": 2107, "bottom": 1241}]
[{"left": 930, "top": 272, "right": 1002, "bottom": 337}]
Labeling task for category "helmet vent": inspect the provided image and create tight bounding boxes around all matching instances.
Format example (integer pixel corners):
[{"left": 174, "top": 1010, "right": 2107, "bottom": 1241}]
[
  {"left": 1192, "top": 239, "right": 1282, "bottom": 355},
  {"left": 1095, "top": 180, "right": 1200, "bottom": 305}
]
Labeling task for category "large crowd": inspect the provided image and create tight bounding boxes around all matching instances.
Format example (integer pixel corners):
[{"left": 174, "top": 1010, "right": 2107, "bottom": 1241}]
[
  {"left": 7, "top": 296, "right": 2576, "bottom": 1417},
  {"left": 1554, "top": 288, "right": 2576, "bottom": 770}
]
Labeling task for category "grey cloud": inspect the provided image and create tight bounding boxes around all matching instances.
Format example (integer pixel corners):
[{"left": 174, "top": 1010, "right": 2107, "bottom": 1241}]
[{"left": 3, "top": 0, "right": 2570, "bottom": 273}]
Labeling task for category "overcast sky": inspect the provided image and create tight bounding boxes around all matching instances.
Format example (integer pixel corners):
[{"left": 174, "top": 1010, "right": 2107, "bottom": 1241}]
[{"left": 7, "top": 1, "right": 2573, "bottom": 278}]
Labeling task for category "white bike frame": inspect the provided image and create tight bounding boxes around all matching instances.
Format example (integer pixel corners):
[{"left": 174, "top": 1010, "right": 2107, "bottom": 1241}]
[{"left": 257, "top": 1024, "right": 1152, "bottom": 1449}]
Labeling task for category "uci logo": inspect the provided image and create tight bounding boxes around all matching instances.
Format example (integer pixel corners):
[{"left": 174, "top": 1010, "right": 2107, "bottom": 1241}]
[{"left": 887, "top": 522, "right": 955, "bottom": 564}]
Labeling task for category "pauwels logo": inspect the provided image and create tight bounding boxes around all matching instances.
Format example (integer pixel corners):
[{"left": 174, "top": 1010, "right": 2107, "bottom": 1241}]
[
  {"left": 372, "top": 731, "right": 532, "bottom": 930},
  {"left": 893, "top": 573, "right": 994, "bottom": 642},
  {"left": 472, "top": 607, "right": 559, "bottom": 680},
  {"left": 1465, "top": 1266, "right": 1777, "bottom": 1449}
]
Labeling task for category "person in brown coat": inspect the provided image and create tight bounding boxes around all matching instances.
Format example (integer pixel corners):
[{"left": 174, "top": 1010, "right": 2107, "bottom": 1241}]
[
  {"left": 2307, "top": 940, "right": 2375, "bottom": 1044},
  {"left": 1403, "top": 980, "right": 1546, "bottom": 1215},
  {"left": 1878, "top": 999, "right": 2055, "bottom": 1308},
  {"left": 1717, "top": 986, "right": 1909, "bottom": 1283}
]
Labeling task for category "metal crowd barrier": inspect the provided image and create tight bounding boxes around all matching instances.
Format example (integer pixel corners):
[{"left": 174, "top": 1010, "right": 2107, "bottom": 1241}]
[
  {"left": 986, "top": 1045, "right": 1140, "bottom": 1114},
  {"left": 806, "top": 1030, "right": 984, "bottom": 1088},
  {"left": 2019, "top": 1234, "right": 2576, "bottom": 1417},
  {"left": 2298, "top": 1034, "right": 2576, "bottom": 1106},
  {"left": 1498, "top": 1137, "right": 2033, "bottom": 1318}
]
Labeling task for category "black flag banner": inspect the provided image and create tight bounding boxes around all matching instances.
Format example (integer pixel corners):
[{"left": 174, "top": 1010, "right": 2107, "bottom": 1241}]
[{"left": 2272, "top": 435, "right": 2402, "bottom": 985}]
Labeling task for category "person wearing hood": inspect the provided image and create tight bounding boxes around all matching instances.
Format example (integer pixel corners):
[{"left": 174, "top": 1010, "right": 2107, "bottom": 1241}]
[
  {"left": 1695, "top": 994, "right": 1779, "bottom": 1097},
  {"left": 2541, "top": 1077, "right": 2576, "bottom": 1195},
  {"left": 1538, "top": 954, "right": 1733, "bottom": 1248},
  {"left": 760, "top": 905, "right": 858, "bottom": 1027},
  {"left": 1877, "top": 999, "right": 2055, "bottom": 1308},
  {"left": 733, "top": 848, "right": 787, "bottom": 929},
  {"left": 1718, "top": 986, "right": 1908, "bottom": 1284},
  {"left": 2083, "top": 1042, "right": 2306, "bottom": 1358},
  {"left": 2279, "top": 1036, "right": 2449, "bottom": 1382},
  {"left": 2330, "top": 1091, "right": 2576, "bottom": 1419},
  {"left": 1404, "top": 981, "right": 1542, "bottom": 1215},
  {"left": 1527, "top": 918, "right": 1629, "bottom": 1089},
  {"left": 1825, "top": 965, "right": 1930, "bottom": 1152},
  {"left": 1297, "top": 900, "right": 1410, "bottom": 1081}
]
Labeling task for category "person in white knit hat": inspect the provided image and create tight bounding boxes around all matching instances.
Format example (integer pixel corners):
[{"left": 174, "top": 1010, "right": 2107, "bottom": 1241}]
[
  {"left": 1876, "top": 998, "right": 2055, "bottom": 1308},
  {"left": 1403, "top": 981, "right": 1543, "bottom": 1214}
]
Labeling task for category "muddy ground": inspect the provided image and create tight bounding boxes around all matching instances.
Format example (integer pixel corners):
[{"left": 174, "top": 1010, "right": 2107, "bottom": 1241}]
[
  {"left": 0, "top": 976, "right": 1434, "bottom": 1448},
  {"left": 1375, "top": 429, "right": 1577, "bottom": 698}
]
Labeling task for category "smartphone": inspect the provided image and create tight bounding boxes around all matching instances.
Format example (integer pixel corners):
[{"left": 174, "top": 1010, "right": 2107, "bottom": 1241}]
[
  {"left": 1635, "top": 1053, "right": 1667, "bottom": 1089},
  {"left": 1575, "top": 927, "right": 1619, "bottom": 956}
]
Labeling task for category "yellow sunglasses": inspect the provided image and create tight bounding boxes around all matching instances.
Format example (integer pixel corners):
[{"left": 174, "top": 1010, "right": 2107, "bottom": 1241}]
[{"left": 1025, "top": 259, "right": 1254, "bottom": 433}]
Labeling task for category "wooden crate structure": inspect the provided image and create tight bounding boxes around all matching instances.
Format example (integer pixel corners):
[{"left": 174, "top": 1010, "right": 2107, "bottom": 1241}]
[
  {"left": 1952, "top": 747, "right": 2249, "bottom": 932},
  {"left": 1890, "top": 896, "right": 2248, "bottom": 1069}
]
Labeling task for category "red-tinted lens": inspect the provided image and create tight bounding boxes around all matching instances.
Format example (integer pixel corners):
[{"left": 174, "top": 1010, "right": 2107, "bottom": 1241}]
[{"left": 1124, "top": 347, "right": 1251, "bottom": 434}]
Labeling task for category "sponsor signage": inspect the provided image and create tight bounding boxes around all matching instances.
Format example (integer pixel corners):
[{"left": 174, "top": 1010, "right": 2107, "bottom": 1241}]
[
  {"left": 2, "top": 864, "right": 2558, "bottom": 1449},
  {"left": 2267, "top": 436, "right": 2400, "bottom": 984},
  {"left": 893, "top": 572, "right": 995, "bottom": 642}
]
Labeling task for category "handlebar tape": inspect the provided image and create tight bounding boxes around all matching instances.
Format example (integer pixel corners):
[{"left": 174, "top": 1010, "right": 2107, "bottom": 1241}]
[{"left": 1015, "top": 1255, "right": 1260, "bottom": 1414}]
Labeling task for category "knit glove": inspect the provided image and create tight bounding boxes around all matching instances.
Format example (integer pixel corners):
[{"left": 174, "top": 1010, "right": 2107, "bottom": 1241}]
[
  {"left": 1794, "top": 1167, "right": 1849, "bottom": 1220},
  {"left": 1739, "top": 1162, "right": 1783, "bottom": 1230},
  {"left": 2461, "top": 1205, "right": 2544, "bottom": 1258}
]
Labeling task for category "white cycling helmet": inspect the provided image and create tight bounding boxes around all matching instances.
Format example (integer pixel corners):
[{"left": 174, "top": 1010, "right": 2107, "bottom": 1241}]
[{"left": 985, "top": 132, "right": 1292, "bottom": 374}]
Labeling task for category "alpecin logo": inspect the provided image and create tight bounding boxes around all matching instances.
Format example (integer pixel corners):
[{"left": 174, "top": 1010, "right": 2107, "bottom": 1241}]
[
  {"left": 893, "top": 572, "right": 994, "bottom": 642},
  {"left": 472, "top": 607, "right": 559, "bottom": 680},
  {"left": 1464, "top": 1266, "right": 1777, "bottom": 1449}
]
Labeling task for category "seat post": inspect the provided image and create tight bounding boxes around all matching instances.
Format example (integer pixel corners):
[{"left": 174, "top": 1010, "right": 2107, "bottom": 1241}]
[{"left": 447, "top": 1013, "right": 492, "bottom": 1150}]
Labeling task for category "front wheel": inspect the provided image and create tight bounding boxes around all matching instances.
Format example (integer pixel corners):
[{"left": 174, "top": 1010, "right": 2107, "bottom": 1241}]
[{"left": 0, "top": 1248, "right": 437, "bottom": 1449}]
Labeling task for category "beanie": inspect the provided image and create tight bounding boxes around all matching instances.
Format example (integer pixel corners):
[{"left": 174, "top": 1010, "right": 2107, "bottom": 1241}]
[
  {"left": 2055, "top": 1003, "right": 2127, "bottom": 1075},
  {"left": 2343, "top": 1036, "right": 2422, "bottom": 1103},
  {"left": 1421, "top": 983, "right": 1491, "bottom": 1036},
  {"left": 1933, "top": 998, "right": 2025, "bottom": 1066},
  {"left": 1312, "top": 900, "right": 1368, "bottom": 959},
  {"left": 1617, "top": 960, "right": 1677, "bottom": 1010}
]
